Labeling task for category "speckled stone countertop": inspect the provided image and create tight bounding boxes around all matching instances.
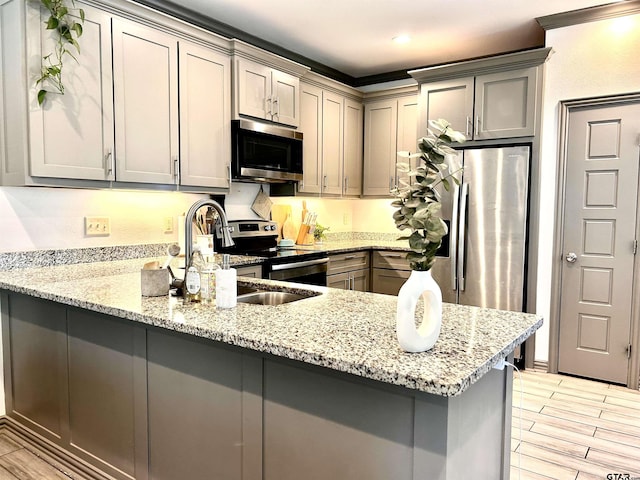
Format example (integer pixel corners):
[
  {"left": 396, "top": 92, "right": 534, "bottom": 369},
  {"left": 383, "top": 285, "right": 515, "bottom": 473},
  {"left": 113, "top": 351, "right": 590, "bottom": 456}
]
[{"left": 0, "top": 251, "right": 542, "bottom": 397}]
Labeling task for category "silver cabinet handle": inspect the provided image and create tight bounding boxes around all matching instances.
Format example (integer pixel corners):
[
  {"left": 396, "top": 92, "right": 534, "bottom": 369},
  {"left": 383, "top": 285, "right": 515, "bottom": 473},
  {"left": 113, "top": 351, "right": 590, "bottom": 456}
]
[
  {"left": 173, "top": 156, "right": 179, "bottom": 184},
  {"left": 566, "top": 252, "right": 577, "bottom": 263},
  {"left": 105, "top": 149, "right": 114, "bottom": 177},
  {"left": 465, "top": 116, "right": 471, "bottom": 137},
  {"left": 475, "top": 116, "right": 480, "bottom": 137},
  {"left": 266, "top": 96, "right": 273, "bottom": 118},
  {"left": 323, "top": 175, "right": 328, "bottom": 189},
  {"left": 344, "top": 176, "right": 348, "bottom": 193},
  {"left": 273, "top": 96, "right": 279, "bottom": 119}
]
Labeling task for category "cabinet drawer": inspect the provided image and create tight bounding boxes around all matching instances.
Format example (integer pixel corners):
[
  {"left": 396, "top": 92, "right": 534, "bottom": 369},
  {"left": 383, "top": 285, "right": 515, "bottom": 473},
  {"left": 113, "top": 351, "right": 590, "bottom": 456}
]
[
  {"left": 372, "top": 251, "right": 409, "bottom": 271},
  {"left": 371, "top": 268, "right": 410, "bottom": 296},
  {"left": 328, "top": 251, "right": 370, "bottom": 275},
  {"left": 237, "top": 264, "right": 262, "bottom": 278}
]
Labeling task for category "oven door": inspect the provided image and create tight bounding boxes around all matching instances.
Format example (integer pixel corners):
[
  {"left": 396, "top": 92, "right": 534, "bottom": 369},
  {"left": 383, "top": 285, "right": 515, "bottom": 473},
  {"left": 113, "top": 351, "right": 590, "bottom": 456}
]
[{"left": 268, "top": 256, "right": 328, "bottom": 286}]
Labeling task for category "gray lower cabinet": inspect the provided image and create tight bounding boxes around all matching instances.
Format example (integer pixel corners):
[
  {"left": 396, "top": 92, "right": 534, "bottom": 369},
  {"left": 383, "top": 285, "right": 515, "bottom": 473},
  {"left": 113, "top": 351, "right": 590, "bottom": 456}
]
[
  {"left": 146, "top": 331, "right": 244, "bottom": 480},
  {"left": 371, "top": 250, "right": 411, "bottom": 295},
  {"left": 1, "top": 292, "right": 146, "bottom": 480},
  {"left": 236, "top": 264, "right": 262, "bottom": 278},
  {"left": 327, "top": 251, "right": 370, "bottom": 292},
  {"left": 1, "top": 291, "right": 511, "bottom": 480}
]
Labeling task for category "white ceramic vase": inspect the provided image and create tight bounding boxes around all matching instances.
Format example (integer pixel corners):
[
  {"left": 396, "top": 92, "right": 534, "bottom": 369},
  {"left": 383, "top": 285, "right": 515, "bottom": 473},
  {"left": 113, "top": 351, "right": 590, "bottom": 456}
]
[{"left": 396, "top": 269, "right": 443, "bottom": 353}]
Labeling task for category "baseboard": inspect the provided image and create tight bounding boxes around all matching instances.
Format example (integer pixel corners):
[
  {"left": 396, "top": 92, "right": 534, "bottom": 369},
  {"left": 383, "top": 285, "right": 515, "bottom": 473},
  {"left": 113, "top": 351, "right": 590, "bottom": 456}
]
[
  {"left": 533, "top": 360, "right": 549, "bottom": 372},
  {"left": 0, "top": 416, "right": 116, "bottom": 480}
]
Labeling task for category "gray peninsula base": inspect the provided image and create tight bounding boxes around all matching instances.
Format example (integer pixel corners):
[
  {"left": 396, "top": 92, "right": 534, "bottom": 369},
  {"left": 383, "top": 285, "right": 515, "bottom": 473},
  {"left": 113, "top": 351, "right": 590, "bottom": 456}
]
[{"left": 2, "top": 292, "right": 513, "bottom": 480}]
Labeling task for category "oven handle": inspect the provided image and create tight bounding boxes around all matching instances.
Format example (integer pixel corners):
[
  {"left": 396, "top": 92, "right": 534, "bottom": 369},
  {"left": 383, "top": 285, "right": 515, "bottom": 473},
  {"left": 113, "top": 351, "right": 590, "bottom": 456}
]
[{"left": 270, "top": 257, "right": 329, "bottom": 271}]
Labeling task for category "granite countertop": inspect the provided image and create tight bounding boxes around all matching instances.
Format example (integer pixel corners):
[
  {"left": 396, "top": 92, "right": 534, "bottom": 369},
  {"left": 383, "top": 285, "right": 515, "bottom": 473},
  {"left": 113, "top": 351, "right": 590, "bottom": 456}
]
[{"left": 0, "top": 243, "right": 542, "bottom": 397}]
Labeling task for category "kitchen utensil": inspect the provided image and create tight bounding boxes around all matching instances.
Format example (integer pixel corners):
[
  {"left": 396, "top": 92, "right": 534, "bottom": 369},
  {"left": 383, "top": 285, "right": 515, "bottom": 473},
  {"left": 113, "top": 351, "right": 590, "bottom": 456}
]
[
  {"left": 281, "top": 213, "right": 297, "bottom": 240},
  {"left": 161, "top": 244, "right": 181, "bottom": 269},
  {"left": 251, "top": 186, "right": 273, "bottom": 220},
  {"left": 271, "top": 204, "right": 292, "bottom": 241}
]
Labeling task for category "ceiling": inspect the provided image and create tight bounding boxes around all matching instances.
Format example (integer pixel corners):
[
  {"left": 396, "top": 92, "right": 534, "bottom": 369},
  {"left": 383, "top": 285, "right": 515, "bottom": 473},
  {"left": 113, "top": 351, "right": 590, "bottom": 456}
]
[{"left": 145, "top": 0, "right": 619, "bottom": 85}]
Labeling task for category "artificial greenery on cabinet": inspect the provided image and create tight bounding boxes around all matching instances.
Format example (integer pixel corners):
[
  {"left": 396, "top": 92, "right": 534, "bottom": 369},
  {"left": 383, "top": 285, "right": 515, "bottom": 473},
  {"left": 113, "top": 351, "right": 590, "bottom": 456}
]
[{"left": 35, "top": 0, "right": 85, "bottom": 105}]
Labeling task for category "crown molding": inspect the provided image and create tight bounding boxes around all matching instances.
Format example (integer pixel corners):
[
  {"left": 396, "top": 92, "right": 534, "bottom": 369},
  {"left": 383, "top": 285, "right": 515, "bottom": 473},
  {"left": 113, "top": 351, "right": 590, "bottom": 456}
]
[
  {"left": 537, "top": 0, "right": 640, "bottom": 30},
  {"left": 408, "top": 48, "right": 552, "bottom": 84}
]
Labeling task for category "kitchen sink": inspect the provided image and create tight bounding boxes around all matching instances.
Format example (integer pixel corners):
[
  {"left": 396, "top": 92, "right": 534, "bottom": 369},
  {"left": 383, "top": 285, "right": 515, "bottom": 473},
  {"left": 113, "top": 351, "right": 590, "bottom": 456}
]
[
  {"left": 236, "top": 284, "right": 319, "bottom": 305},
  {"left": 237, "top": 291, "right": 308, "bottom": 305}
]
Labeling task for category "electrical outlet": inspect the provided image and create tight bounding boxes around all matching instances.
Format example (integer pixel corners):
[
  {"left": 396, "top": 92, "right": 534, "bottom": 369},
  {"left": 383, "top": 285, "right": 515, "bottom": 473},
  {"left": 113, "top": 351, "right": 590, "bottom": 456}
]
[
  {"left": 85, "top": 216, "right": 111, "bottom": 236},
  {"left": 163, "top": 216, "right": 174, "bottom": 233}
]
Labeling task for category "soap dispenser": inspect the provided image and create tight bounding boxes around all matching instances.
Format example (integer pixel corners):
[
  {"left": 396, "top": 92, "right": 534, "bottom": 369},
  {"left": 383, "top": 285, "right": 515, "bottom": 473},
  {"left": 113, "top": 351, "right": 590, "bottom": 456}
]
[{"left": 216, "top": 254, "right": 237, "bottom": 309}]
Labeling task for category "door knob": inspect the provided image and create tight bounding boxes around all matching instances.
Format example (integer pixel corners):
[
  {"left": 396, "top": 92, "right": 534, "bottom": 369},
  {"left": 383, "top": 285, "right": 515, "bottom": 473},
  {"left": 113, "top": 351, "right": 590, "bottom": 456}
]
[{"left": 565, "top": 252, "right": 577, "bottom": 263}]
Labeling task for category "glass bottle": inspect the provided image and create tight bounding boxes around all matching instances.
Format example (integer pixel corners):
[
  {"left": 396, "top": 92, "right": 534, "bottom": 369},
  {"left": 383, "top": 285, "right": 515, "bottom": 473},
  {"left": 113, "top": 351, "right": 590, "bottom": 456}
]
[
  {"left": 184, "top": 245, "right": 206, "bottom": 303},
  {"left": 200, "top": 255, "right": 220, "bottom": 304}
]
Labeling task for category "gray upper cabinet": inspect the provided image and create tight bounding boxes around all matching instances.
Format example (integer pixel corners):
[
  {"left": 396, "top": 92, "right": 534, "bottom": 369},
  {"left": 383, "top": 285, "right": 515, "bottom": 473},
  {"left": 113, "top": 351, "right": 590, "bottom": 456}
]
[
  {"left": 411, "top": 48, "right": 551, "bottom": 142},
  {"left": 178, "top": 41, "right": 231, "bottom": 189},
  {"left": 420, "top": 68, "right": 537, "bottom": 140},
  {"left": 298, "top": 83, "right": 323, "bottom": 194},
  {"left": 343, "top": 99, "right": 363, "bottom": 196},
  {"left": 297, "top": 77, "right": 363, "bottom": 197},
  {"left": 112, "top": 18, "right": 179, "bottom": 185},
  {"left": 363, "top": 94, "right": 417, "bottom": 196},
  {"left": 235, "top": 58, "right": 300, "bottom": 127},
  {"left": 29, "top": 2, "right": 115, "bottom": 181},
  {"left": 1, "top": 0, "right": 232, "bottom": 189}
]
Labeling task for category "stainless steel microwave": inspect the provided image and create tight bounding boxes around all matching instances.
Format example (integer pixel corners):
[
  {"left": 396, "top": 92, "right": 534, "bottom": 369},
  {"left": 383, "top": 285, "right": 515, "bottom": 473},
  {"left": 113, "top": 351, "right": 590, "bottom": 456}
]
[{"left": 231, "top": 119, "right": 303, "bottom": 183}]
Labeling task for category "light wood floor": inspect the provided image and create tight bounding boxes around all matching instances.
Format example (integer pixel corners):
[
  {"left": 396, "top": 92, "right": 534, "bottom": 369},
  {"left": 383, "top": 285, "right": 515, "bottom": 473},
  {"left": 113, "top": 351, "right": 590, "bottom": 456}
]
[
  {"left": 0, "top": 369, "right": 638, "bottom": 479},
  {"left": 512, "top": 369, "right": 640, "bottom": 480}
]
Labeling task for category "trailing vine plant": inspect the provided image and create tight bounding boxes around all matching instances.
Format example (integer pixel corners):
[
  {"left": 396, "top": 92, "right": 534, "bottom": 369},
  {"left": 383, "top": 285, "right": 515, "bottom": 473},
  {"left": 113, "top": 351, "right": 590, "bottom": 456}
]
[{"left": 35, "top": 0, "right": 85, "bottom": 105}]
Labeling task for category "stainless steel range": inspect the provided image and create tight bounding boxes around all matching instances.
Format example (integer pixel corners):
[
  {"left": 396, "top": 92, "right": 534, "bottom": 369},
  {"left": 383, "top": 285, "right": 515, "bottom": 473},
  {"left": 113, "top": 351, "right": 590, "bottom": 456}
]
[{"left": 215, "top": 219, "right": 328, "bottom": 286}]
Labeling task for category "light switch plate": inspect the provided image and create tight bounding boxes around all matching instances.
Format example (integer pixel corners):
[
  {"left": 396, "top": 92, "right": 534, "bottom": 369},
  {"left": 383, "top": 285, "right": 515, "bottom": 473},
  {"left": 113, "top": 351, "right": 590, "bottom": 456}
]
[{"left": 85, "top": 216, "right": 111, "bottom": 236}]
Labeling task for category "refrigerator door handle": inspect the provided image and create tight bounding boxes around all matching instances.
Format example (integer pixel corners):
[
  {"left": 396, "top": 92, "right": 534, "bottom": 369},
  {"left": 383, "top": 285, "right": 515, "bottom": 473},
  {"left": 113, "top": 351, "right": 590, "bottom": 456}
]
[
  {"left": 450, "top": 184, "right": 460, "bottom": 291},
  {"left": 458, "top": 183, "right": 469, "bottom": 292}
]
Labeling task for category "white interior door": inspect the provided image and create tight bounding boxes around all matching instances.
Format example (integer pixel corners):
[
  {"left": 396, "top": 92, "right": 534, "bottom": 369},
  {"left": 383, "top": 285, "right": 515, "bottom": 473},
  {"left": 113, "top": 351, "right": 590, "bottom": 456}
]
[{"left": 558, "top": 102, "right": 640, "bottom": 385}]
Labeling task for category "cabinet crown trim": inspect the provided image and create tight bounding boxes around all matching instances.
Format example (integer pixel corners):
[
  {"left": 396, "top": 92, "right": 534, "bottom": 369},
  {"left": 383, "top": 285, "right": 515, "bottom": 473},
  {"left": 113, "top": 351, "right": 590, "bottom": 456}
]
[
  {"left": 537, "top": 0, "right": 640, "bottom": 30},
  {"left": 231, "top": 39, "right": 310, "bottom": 77},
  {"left": 408, "top": 47, "right": 552, "bottom": 84}
]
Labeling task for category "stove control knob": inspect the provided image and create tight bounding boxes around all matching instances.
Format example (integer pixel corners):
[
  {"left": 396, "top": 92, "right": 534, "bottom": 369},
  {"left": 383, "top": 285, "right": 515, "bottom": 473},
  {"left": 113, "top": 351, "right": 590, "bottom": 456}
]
[{"left": 270, "top": 225, "right": 276, "bottom": 231}]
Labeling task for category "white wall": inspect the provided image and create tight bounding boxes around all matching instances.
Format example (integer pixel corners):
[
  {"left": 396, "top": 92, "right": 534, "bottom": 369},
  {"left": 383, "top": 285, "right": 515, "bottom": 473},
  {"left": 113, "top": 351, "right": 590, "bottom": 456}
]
[
  {"left": 535, "top": 13, "right": 640, "bottom": 361},
  {"left": 270, "top": 196, "right": 398, "bottom": 235},
  {"left": 0, "top": 184, "right": 274, "bottom": 253}
]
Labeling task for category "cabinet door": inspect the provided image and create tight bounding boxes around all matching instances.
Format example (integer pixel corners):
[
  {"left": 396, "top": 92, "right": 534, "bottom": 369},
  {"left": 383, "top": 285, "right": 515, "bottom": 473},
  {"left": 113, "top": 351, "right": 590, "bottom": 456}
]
[
  {"left": 30, "top": 3, "right": 114, "bottom": 181},
  {"left": 327, "top": 272, "right": 350, "bottom": 290},
  {"left": 237, "top": 264, "right": 262, "bottom": 278},
  {"left": 343, "top": 99, "right": 363, "bottom": 196},
  {"left": 236, "top": 58, "right": 271, "bottom": 121},
  {"left": 419, "top": 78, "right": 474, "bottom": 140},
  {"left": 351, "top": 269, "right": 370, "bottom": 292},
  {"left": 271, "top": 69, "right": 299, "bottom": 127},
  {"left": 371, "top": 268, "right": 410, "bottom": 296},
  {"left": 147, "top": 330, "right": 243, "bottom": 480},
  {"left": 67, "top": 308, "right": 143, "bottom": 478},
  {"left": 396, "top": 95, "right": 418, "bottom": 190},
  {"left": 179, "top": 41, "right": 231, "bottom": 188},
  {"left": 321, "top": 91, "right": 344, "bottom": 195},
  {"left": 298, "top": 83, "right": 322, "bottom": 194},
  {"left": 3, "top": 293, "right": 67, "bottom": 442},
  {"left": 475, "top": 67, "right": 537, "bottom": 139},
  {"left": 113, "top": 18, "right": 178, "bottom": 184},
  {"left": 363, "top": 99, "right": 397, "bottom": 196}
]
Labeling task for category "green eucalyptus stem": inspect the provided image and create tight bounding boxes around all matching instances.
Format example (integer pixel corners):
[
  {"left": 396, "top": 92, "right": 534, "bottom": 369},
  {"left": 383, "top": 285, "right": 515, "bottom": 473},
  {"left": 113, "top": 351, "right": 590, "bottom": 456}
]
[
  {"left": 35, "top": 0, "right": 84, "bottom": 105},
  {"left": 392, "top": 119, "right": 466, "bottom": 271}
]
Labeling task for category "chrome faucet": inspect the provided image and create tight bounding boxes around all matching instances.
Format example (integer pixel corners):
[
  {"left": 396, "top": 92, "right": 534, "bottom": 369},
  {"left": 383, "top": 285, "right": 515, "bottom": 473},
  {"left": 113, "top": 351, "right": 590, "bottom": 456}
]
[{"left": 184, "top": 199, "right": 234, "bottom": 269}]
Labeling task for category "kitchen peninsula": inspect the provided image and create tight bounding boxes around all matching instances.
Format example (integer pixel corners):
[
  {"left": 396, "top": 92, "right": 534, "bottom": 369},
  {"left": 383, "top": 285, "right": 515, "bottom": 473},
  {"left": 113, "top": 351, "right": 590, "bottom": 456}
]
[{"left": 0, "top": 247, "right": 542, "bottom": 480}]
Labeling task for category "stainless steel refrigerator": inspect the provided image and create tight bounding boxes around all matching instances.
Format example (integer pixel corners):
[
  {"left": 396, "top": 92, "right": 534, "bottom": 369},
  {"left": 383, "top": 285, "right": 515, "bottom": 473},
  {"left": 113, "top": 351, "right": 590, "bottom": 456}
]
[{"left": 430, "top": 145, "right": 530, "bottom": 312}]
